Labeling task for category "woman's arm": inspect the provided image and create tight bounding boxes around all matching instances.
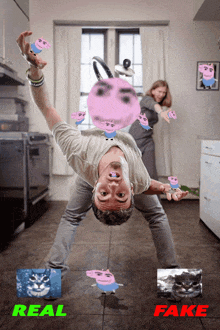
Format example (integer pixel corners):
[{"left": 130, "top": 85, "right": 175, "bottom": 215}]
[
  {"left": 141, "top": 96, "right": 170, "bottom": 123},
  {"left": 143, "top": 179, "right": 189, "bottom": 201}
]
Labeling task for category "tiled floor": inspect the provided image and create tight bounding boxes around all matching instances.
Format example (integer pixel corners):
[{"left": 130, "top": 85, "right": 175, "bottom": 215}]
[{"left": 0, "top": 199, "right": 219, "bottom": 329}]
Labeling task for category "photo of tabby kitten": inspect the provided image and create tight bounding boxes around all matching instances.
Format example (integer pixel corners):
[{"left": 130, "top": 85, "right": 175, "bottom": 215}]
[
  {"left": 157, "top": 269, "right": 202, "bottom": 301},
  {"left": 169, "top": 272, "right": 202, "bottom": 301}
]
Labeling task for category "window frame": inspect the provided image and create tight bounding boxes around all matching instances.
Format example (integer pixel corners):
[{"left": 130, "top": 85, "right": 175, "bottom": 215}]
[{"left": 79, "top": 27, "right": 143, "bottom": 130}]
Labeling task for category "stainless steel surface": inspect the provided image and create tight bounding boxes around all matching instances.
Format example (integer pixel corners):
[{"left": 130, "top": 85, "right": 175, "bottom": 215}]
[
  {"left": 0, "top": 115, "right": 29, "bottom": 132},
  {"left": 0, "top": 132, "right": 51, "bottom": 218},
  {"left": 0, "top": 62, "right": 25, "bottom": 86}
]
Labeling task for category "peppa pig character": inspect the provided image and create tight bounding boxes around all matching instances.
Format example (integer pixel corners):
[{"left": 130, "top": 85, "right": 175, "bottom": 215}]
[
  {"left": 87, "top": 78, "right": 140, "bottom": 138},
  {"left": 86, "top": 269, "right": 123, "bottom": 294},
  {"left": 138, "top": 113, "right": 152, "bottom": 130},
  {"left": 71, "top": 111, "right": 86, "bottom": 125},
  {"left": 168, "top": 110, "right": 177, "bottom": 119},
  {"left": 168, "top": 176, "right": 179, "bottom": 189},
  {"left": 31, "top": 37, "right": 51, "bottom": 54},
  {"left": 198, "top": 63, "right": 217, "bottom": 89}
]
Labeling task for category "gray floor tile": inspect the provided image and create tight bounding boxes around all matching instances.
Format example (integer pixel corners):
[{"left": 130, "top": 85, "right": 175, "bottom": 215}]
[
  {"left": 103, "top": 315, "right": 204, "bottom": 330},
  {"left": 108, "top": 243, "right": 158, "bottom": 272},
  {"left": 67, "top": 244, "right": 110, "bottom": 271},
  {"left": 110, "top": 216, "right": 151, "bottom": 244},
  {"left": 1, "top": 315, "right": 103, "bottom": 330},
  {"left": 191, "top": 274, "right": 220, "bottom": 317},
  {"left": 176, "top": 244, "right": 220, "bottom": 273},
  {"left": 0, "top": 243, "right": 51, "bottom": 272},
  {"left": 74, "top": 211, "right": 111, "bottom": 244},
  {"left": 201, "top": 318, "right": 220, "bottom": 330},
  {"left": 0, "top": 271, "right": 18, "bottom": 315}
]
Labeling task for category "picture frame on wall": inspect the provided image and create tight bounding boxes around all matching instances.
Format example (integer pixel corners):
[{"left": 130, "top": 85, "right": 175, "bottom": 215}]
[{"left": 196, "top": 61, "right": 219, "bottom": 90}]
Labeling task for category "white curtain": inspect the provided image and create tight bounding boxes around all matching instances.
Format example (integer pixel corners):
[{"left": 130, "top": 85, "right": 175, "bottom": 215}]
[
  {"left": 52, "top": 25, "right": 82, "bottom": 175},
  {"left": 140, "top": 26, "right": 172, "bottom": 178}
]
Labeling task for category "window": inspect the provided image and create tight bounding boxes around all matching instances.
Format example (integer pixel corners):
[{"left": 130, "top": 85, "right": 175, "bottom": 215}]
[
  {"left": 79, "top": 28, "right": 143, "bottom": 131},
  {"left": 117, "top": 29, "right": 143, "bottom": 98}
]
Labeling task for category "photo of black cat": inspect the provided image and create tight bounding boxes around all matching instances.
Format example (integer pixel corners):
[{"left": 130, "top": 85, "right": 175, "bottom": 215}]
[{"left": 157, "top": 269, "right": 202, "bottom": 301}]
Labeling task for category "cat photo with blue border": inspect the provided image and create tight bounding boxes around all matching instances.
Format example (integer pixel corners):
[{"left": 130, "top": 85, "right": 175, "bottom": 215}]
[{"left": 16, "top": 269, "right": 61, "bottom": 298}]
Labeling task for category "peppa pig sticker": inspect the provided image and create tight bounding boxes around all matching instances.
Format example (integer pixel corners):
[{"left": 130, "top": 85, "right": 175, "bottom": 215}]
[
  {"left": 138, "top": 113, "right": 152, "bottom": 130},
  {"left": 168, "top": 176, "right": 180, "bottom": 190},
  {"left": 196, "top": 62, "right": 219, "bottom": 90},
  {"left": 86, "top": 269, "right": 124, "bottom": 294},
  {"left": 31, "top": 37, "right": 51, "bottom": 54},
  {"left": 168, "top": 110, "right": 177, "bottom": 120},
  {"left": 71, "top": 111, "right": 86, "bottom": 125},
  {"left": 87, "top": 78, "right": 140, "bottom": 138}
]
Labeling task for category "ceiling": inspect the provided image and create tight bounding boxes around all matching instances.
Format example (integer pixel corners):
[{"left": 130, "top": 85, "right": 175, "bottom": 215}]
[
  {"left": 13, "top": 0, "right": 220, "bottom": 22},
  {"left": 194, "top": 0, "right": 220, "bottom": 21}
]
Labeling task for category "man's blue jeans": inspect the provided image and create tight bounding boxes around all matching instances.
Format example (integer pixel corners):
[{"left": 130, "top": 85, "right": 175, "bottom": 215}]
[{"left": 45, "top": 175, "right": 179, "bottom": 278}]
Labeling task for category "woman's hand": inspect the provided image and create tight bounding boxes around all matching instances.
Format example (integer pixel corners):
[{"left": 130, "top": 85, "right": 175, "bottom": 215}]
[
  {"left": 160, "top": 109, "right": 170, "bottom": 123},
  {"left": 160, "top": 184, "right": 189, "bottom": 201},
  {"left": 16, "top": 31, "right": 47, "bottom": 69}
]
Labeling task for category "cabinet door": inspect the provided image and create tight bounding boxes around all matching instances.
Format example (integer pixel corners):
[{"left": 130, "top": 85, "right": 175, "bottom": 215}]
[
  {"left": 200, "top": 154, "right": 220, "bottom": 238},
  {"left": 202, "top": 140, "right": 220, "bottom": 156}
]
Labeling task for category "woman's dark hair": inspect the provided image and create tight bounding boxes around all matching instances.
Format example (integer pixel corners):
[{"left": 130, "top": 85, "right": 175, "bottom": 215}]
[
  {"left": 91, "top": 193, "right": 134, "bottom": 226},
  {"left": 145, "top": 80, "right": 172, "bottom": 107}
]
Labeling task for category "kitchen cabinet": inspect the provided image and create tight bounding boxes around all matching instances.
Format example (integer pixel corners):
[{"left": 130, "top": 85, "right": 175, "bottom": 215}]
[{"left": 200, "top": 140, "right": 220, "bottom": 238}]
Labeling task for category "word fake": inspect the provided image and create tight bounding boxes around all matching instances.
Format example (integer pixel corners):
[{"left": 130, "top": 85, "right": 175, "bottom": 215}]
[{"left": 154, "top": 305, "right": 209, "bottom": 317}]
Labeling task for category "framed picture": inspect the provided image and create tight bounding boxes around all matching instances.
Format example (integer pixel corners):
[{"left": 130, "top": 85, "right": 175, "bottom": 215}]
[{"left": 196, "top": 61, "right": 219, "bottom": 90}]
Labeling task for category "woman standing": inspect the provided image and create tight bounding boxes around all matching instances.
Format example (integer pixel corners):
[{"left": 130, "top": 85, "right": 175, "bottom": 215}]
[{"left": 129, "top": 80, "right": 172, "bottom": 181}]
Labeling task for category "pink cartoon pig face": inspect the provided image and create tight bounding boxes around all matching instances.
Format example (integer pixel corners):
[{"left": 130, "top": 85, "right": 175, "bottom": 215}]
[
  {"left": 35, "top": 38, "right": 51, "bottom": 50},
  {"left": 86, "top": 269, "right": 115, "bottom": 285},
  {"left": 199, "top": 64, "right": 214, "bottom": 80},
  {"left": 87, "top": 78, "right": 140, "bottom": 133},
  {"left": 71, "top": 111, "right": 86, "bottom": 122},
  {"left": 169, "top": 110, "right": 177, "bottom": 119},
  {"left": 168, "top": 176, "right": 178, "bottom": 185},
  {"left": 138, "top": 113, "right": 149, "bottom": 126}
]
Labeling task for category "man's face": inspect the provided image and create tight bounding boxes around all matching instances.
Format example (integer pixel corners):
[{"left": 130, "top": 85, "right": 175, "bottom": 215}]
[
  {"left": 87, "top": 78, "right": 140, "bottom": 133},
  {"left": 94, "top": 161, "right": 133, "bottom": 211}
]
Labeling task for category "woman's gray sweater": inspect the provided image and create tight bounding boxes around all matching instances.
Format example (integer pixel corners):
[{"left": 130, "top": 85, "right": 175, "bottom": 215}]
[{"left": 129, "top": 95, "right": 159, "bottom": 148}]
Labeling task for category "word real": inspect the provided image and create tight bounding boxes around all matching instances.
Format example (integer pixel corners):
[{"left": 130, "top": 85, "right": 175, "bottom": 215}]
[
  {"left": 154, "top": 305, "right": 209, "bottom": 317},
  {"left": 12, "top": 305, "right": 66, "bottom": 316}
]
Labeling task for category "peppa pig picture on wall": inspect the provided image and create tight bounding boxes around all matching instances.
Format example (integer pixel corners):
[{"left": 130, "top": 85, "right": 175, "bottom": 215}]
[{"left": 196, "top": 61, "right": 219, "bottom": 90}]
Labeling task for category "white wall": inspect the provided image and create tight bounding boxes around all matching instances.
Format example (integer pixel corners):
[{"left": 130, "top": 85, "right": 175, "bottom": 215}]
[
  {"left": 28, "top": 0, "right": 220, "bottom": 200},
  {"left": 0, "top": 0, "right": 30, "bottom": 117}
]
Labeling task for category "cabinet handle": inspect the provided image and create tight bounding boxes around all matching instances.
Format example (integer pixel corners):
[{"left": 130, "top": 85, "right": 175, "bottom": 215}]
[
  {"left": 205, "top": 161, "right": 212, "bottom": 164},
  {"left": 204, "top": 196, "right": 211, "bottom": 201},
  {"left": 205, "top": 146, "right": 213, "bottom": 149}
]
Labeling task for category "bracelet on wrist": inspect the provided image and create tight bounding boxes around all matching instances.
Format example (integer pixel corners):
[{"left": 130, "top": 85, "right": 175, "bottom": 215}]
[
  {"left": 29, "top": 78, "right": 45, "bottom": 87},
  {"left": 26, "top": 68, "right": 44, "bottom": 82},
  {"left": 158, "top": 110, "right": 162, "bottom": 115}
]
